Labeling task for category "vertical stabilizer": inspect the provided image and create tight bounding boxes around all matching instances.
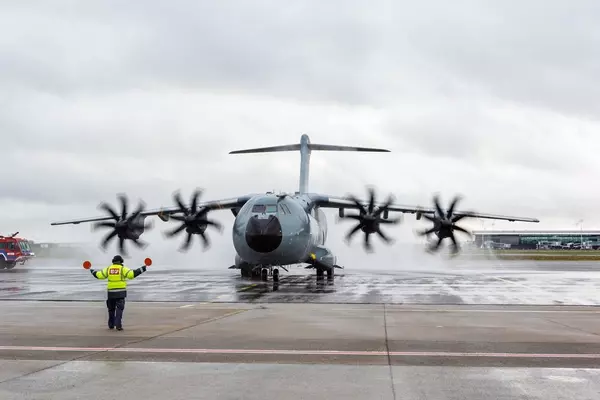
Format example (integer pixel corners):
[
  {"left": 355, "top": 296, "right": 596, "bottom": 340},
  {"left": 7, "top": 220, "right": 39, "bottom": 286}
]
[
  {"left": 229, "top": 134, "right": 390, "bottom": 194},
  {"left": 299, "top": 134, "right": 311, "bottom": 193}
]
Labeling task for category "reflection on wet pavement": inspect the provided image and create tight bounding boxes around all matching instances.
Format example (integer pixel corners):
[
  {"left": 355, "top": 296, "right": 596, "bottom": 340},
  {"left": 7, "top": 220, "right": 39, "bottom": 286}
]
[{"left": 2, "top": 261, "right": 600, "bottom": 305}]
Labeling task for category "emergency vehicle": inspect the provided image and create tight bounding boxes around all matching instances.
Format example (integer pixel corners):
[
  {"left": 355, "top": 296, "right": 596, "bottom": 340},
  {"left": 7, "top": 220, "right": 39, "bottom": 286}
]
[{"left": 0, "top": 232, "right": 35, "bottom": 269}]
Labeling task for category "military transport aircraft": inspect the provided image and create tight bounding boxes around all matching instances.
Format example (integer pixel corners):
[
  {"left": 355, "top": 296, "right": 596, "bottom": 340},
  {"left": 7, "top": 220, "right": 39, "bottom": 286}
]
[{"left": 50, "top": 134, "right": 539, "bottom": 281}]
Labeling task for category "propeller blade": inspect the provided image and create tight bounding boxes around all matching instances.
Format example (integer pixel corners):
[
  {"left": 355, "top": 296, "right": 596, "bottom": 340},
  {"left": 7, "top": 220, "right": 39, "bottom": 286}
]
[
  {"left": 450, "top": 233, "right": 459, "bottom": 254},
  {"left": 453, "top": 225, "right": 471, "bottom": 236},
  {"left": 99, "top": 202, "right": 119, "bottom": 220},
  {"left": 423, "top": 214, "right": 436, "bottom": 222},
  {"left": 418, "top": 227, "right": 437, "bottom": 236},
  {"left": 376, "top": 228, "right": 392, "bottom": 243},
  {"left": 451, "top": 214, "right": 468, "bottom": 223},
  {"left": 363, "top": 232, "right": 372, "bottom": 252},
  {"left": 173, "top": 191, "right": 187, "bottom": 213},
  {"left": 434, "top": 195, "right": 444, "bottom": 218},
  {"left": 203, "top": 219, "right": 223, "bottom": 232},
  {"left": 199, "top": 231, "right": 210, "bottom": 249},
  {"left": 373, "top": 194, "right": 394, "bottom": 217},
  {"left": 432, "top": 236, "right": 443, "bottom": 251},
  {"left": 118, "top": 194, "right": 128, "bottom": 220},
  {"left": 93, "top": 221, "right": 116, "bottom": 230},
  {"left": 165, "top": 224, "right": 186, "bottom": 237},
  {"left": 447, "top": 196, "right": 460, "bottom": 218},
  {"left": 348, "top": 195, "right": 366, "bottom": 214},
  {"left": 191, "top": 189, "right": 202, "bottom": 213},
  {"left": 131, "top": 238, "right": 146, "bottom": 249},
  {"left": 345, "top": 222, "right": 364, "bottom": 242},
  {"left": 130, "top": 200, "right": 146, "bottom": 220},
  {"left": 118, "top": 236, "right": 127, "bottom": 256},
  {"left": 181, "top": 232, "right": 193, "bottom": 251},
  {"left": 101, "top": 230, "right": 118, "bottom": 249},
  {"left": 342, "top": 187, "right": 400, "bottom": 251}
]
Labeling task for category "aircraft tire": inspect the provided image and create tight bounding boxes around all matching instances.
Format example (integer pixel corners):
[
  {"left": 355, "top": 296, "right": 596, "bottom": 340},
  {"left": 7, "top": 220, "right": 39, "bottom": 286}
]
[
  {"left": 326, "top": 268, "right": 334, "bottom": 280},
  {"left": 240, "top": 264, "right": 252, "bottom": 278},
  {"left": 273, "top": 269, "right": 279, "bottom": 282},
  {"left": 261, "top": 268, "right": 268, "bottom": 281},
  {"left": 316, "top": 268, "right": 324, "bottom": 280}
]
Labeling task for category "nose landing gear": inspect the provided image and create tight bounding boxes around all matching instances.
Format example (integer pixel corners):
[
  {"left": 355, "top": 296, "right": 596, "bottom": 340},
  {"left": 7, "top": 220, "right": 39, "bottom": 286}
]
[{"left": 252, "top": 265, "right": 282, "bottom": 282}]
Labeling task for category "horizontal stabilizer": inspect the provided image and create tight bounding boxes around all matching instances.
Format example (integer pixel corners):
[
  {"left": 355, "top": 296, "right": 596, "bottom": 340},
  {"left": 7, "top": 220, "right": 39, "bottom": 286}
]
[
  {"left": 309, "top": 144, "right": 389, "bottom": 152},
  {"left": 229, "top": 144, "right": 300, "bottom": 154},
  {"left": 229, "top": 143, "right": 390, "bottom": 154}
]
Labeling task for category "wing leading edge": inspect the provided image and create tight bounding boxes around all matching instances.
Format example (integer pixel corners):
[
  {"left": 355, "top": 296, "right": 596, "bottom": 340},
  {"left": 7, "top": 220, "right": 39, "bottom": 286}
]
[
  {"left": 50, "top": 195, "right": 255, "bottom": 226},
  {"left": 308, "top": 193, "right": 540, "bottom": 223}
]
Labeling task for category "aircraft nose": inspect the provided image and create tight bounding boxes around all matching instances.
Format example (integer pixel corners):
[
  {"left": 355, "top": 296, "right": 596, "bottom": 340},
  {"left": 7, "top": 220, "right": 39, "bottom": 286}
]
[{"left": 245, "top": 215, "right": 283, "bottom": 253}]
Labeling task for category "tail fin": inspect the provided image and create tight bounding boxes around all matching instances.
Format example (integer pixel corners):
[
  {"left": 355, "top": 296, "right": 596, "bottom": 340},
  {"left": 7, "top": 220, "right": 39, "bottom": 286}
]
[{"left": 229, "top": 134, "right": 390, "bottom": 194}]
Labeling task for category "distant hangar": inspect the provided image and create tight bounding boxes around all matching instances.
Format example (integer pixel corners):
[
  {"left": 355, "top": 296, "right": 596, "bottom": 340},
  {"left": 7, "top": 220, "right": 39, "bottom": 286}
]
[{"left": 471, "top": 230, "right": 600, "bottom": 250}]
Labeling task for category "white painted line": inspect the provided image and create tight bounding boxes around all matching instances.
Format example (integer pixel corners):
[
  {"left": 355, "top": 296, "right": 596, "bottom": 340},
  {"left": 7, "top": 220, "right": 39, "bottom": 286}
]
[
  {"left": 333, "top": 308, "right": 600, "bottom": 313},
  {"left": 179, "top": 305, "right": 194, "bottom": 308},
  {"left": 0, "top": 346, "right": 599, "bottom": 359}
]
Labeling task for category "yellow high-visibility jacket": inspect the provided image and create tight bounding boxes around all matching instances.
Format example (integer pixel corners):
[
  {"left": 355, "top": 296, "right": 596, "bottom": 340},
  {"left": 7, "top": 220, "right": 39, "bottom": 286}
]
[{"left": 91, "top": 263, "right": 146, "bottom": 298}]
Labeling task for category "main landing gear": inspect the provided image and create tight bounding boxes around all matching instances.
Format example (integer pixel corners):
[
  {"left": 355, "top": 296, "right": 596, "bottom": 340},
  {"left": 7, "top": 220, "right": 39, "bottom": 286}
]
[{"left": 315, "top": 268, "right": 334, "bottom": 280}]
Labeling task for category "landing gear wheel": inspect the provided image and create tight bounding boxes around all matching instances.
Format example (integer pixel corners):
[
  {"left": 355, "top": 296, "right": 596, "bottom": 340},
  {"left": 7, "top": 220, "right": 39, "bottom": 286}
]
[
  {"left": 327, "top": 268, "right": 334, "bottom": 280},
  {"left": 240, "top": 263, "right": 252, "bottom": 278},
  {"left": 273, "top": 269, "right": 279, "bottom": 282},
  {"left": 316, "top": 268, "right": 324, "bottom": 280},
  {"left": 261, "top": 268, "right": 268, "bottom": 281}
]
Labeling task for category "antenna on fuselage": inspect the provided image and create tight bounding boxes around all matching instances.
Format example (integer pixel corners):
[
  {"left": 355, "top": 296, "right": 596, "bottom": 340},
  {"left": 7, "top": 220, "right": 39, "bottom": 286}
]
[{"left": 229, "top": 134, "right": 390, "bottom": 194}]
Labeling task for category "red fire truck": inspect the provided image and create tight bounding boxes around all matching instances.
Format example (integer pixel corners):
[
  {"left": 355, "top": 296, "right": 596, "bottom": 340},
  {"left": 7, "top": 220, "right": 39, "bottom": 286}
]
[{"left": 0, "top": 232, "right": 35, "bottom": 270}]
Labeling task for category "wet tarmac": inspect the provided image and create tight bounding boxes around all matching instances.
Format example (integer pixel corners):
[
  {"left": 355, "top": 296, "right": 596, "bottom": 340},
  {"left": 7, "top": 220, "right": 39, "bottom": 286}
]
[
  {"left": 1, "top": 301, "right": 600, "bottom": 399},
  {"left": 1, "top": 259, "right": 600, "bottom": 305},
  {"left": 1, "top": 259, "right": 600, "bottom": 399}
]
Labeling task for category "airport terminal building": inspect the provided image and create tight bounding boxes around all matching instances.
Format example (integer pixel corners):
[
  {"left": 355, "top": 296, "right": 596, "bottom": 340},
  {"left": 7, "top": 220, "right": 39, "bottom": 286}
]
[{"left": 471, "top": 230, "right": 600, "bottom": 250}]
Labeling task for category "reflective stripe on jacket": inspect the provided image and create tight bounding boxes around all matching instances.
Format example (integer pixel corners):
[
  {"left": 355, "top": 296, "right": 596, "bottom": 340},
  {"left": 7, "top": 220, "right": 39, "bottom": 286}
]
[{"left": 94, "top": 264, "right": 136, "bottom": 293}]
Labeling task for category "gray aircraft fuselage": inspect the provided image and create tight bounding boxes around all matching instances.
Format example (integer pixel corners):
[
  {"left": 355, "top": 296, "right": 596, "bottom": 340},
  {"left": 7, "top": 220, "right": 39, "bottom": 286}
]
[{"left": 231, "top": 192, "right": 332, "bottom": 268}]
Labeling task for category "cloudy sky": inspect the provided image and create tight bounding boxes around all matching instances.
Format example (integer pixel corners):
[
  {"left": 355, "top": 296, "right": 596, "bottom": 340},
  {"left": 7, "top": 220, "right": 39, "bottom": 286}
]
[{"left": 1, "top": 1, "right": 600, "bottom": 266}]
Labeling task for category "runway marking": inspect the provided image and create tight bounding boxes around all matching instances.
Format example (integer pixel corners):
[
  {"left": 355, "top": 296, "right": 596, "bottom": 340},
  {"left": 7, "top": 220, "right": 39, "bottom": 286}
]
[
  {"left": 333, "top": 308, "right": 600, "bottom": 313},
  {"left": 1, "top": 346, "right": 599, "bottom": 359},
  {"left": 237, "top": 284, "right": 258, "bottom": 292},
  {"left": 179, "top": 305, "right": 194, "bottom": 308}
]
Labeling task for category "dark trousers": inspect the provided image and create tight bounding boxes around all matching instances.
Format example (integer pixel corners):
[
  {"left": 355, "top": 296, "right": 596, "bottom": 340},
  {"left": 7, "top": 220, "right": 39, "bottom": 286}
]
[{"left": 106, "top": 298, "right": 125, "bottom": 328}]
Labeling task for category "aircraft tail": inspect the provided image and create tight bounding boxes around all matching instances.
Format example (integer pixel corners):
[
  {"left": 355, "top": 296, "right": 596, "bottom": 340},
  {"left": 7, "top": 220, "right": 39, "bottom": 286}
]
[{"left": 229, "top": 134, "right": 390, "bottom": 194}]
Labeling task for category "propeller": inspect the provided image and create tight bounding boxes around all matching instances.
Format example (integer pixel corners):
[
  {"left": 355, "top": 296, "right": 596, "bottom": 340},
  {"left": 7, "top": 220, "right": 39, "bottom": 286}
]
[
  {"left": 417, "top": 194, "right": 472, "bottom": 255},
  {"left": 92, "top": 194, "right": 152, "bottom": 256},
  {"left": 164, "top": 189, "right": 223, "bottom": 251},
  {"left": 341, "top": 187, "right": 401, "bottom": 252}
]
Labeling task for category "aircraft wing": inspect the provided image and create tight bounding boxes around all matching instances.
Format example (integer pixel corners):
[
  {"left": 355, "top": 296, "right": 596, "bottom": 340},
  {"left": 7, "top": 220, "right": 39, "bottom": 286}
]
[
  {"left": 308, "top": 194, "right": 540, "bottom": 223},
  {"left": 50, "top": 195, "right": 255, "bottom": 226}
]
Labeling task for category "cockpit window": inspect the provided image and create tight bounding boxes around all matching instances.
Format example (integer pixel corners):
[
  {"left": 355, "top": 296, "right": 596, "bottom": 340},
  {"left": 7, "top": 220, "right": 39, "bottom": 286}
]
[{"left": 252, "top": 204, "right": 278, "bottom": 214}]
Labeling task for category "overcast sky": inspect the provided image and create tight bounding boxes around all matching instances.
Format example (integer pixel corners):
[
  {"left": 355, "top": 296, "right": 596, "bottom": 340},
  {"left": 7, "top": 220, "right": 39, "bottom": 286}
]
[{"left": 1, "top": 1, "right": 600, "bottom": 267}]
